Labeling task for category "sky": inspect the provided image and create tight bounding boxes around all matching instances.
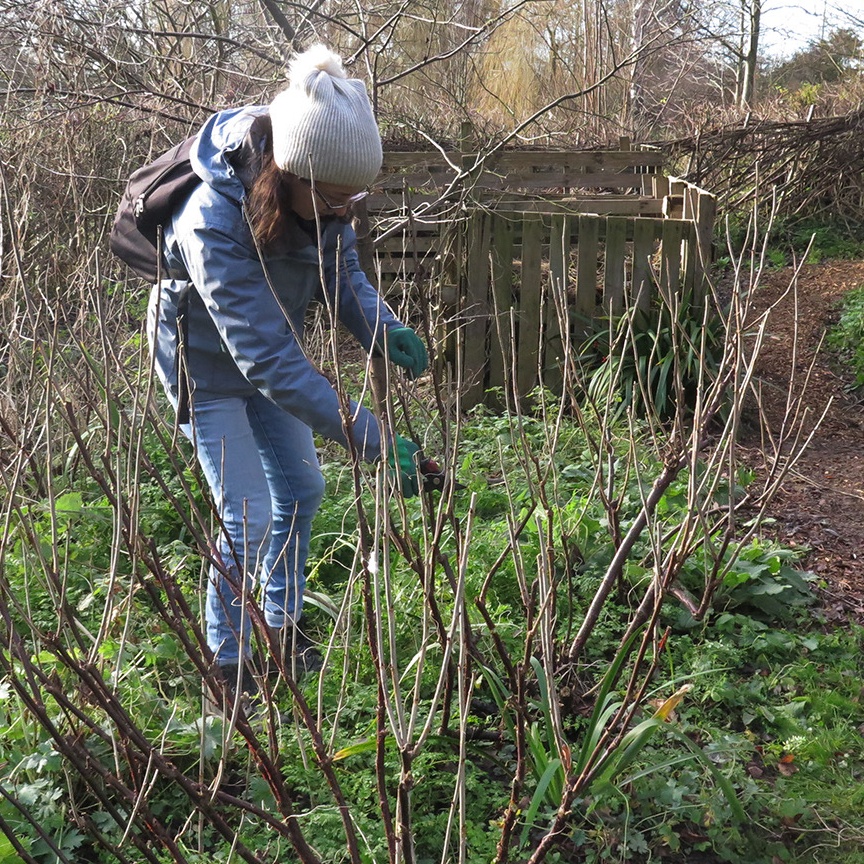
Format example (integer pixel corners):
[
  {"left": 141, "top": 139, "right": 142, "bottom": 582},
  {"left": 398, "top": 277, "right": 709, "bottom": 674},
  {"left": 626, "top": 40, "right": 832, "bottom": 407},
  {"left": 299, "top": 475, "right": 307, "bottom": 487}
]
[{"left": 761, "top": 0, "right": 864, "bottom": 57}]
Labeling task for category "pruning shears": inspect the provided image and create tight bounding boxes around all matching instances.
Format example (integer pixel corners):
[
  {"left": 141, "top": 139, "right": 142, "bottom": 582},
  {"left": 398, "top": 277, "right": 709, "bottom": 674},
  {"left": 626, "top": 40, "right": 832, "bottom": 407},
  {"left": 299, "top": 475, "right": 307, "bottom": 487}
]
[{"left": 418, "top": 453, "right": 465, "bottom": 494}]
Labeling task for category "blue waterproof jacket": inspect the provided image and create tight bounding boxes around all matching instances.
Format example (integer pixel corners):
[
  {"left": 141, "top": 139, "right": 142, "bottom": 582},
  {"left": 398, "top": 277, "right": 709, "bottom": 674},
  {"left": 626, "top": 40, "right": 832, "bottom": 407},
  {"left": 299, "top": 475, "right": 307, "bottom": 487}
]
[{"left": 147, "top": 106, "right": 402, "bottom": 463}]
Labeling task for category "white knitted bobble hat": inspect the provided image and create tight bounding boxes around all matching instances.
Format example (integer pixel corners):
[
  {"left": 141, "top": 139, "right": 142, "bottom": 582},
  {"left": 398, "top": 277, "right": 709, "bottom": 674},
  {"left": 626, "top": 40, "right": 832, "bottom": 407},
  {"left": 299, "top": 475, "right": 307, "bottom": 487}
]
[{"left": 270, "top": 44, "right": 383, "bottom": 187}]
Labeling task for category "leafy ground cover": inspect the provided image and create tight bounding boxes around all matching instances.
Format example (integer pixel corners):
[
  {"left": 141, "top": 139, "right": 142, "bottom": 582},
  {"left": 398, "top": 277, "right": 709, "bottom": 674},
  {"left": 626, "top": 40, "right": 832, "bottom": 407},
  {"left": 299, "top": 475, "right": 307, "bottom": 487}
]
[
  {"left": 766, "top": 217, "right": 864, "bottom": 268},
  {"left": 2, "top": 211, "right": 864, "bottom": 863},
  {"left": 827, "top": 284, "right": 864, "bottom": 391},
  {"left": 724, "top": 216, "right": 864, "bottom": 271},
  {"left": 2, "top": 382, "right": 863, "bottom": 863}
]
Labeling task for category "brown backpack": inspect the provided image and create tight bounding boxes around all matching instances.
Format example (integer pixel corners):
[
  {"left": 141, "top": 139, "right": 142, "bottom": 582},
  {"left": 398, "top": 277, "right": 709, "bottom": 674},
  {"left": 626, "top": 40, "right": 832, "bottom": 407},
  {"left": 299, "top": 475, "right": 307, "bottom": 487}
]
[{"left": 109, "top": 136, "right": 200, "bottom": 282}]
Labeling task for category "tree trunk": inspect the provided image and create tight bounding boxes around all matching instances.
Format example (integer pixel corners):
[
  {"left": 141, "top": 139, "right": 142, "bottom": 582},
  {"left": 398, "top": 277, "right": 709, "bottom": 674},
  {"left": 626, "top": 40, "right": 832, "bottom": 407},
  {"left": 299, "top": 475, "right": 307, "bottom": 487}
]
[
  {"left": 626, "top": 0, "right": 651, "bottom": 137},
  {"left": 738, "top": 0, "right": 761, "bottom": 108}
]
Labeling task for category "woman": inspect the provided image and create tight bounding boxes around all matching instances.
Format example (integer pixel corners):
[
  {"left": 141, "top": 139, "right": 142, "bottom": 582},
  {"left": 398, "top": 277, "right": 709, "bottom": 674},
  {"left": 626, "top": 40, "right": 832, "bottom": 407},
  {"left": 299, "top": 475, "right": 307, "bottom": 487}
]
[{"left": 147, "top": 44, "right": 426, "bottom": 697}]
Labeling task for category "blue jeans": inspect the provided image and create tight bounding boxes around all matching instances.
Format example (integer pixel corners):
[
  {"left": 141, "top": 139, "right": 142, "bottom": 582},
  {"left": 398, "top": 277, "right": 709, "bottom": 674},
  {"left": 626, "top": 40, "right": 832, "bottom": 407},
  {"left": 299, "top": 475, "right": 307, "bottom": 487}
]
[{"left": 183, "top": 393, "right": 326, "bottom": 665}]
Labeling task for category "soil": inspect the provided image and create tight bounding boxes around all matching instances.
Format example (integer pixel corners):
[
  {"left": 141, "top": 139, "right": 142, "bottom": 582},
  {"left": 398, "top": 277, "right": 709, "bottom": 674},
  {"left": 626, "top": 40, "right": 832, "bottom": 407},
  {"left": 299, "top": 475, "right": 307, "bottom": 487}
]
[{"left": 738, "top": 260, "right": 864, "bottom": 621}]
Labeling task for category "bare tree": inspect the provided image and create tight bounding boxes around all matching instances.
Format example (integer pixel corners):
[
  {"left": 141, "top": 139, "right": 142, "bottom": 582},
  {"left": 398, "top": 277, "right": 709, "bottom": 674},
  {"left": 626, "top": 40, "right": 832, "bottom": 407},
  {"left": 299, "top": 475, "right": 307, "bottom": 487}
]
[
  {"left": 685, "top": 0, "right": 765, "bottom": 108},
  {"left": 738, "top": 0, "right": 761, "bottom": 106}
]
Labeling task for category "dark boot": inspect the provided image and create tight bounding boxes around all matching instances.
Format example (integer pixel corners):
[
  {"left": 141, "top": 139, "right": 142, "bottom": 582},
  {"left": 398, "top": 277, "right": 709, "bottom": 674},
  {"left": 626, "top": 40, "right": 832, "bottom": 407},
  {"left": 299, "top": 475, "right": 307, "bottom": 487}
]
[
  {"left": 267, "top": 620, "right": 323, "bottom": 678},
  {"left": 205, "top": 660, "right": 261, "bottom": 719}
]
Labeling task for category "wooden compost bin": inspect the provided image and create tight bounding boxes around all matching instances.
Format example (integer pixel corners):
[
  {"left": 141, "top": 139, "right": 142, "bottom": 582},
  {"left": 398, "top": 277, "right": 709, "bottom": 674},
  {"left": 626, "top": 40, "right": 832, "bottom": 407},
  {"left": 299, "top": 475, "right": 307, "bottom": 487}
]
[{"left": 365, "top": 141, "right": 716, "bottom": 408}]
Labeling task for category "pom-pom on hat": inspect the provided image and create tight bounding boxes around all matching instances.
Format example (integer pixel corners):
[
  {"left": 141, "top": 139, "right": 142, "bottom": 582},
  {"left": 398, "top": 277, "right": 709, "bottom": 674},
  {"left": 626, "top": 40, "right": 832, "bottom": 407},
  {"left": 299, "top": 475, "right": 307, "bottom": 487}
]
[{"left": 270, "top": 44, "right": 383, "bottom": 188}]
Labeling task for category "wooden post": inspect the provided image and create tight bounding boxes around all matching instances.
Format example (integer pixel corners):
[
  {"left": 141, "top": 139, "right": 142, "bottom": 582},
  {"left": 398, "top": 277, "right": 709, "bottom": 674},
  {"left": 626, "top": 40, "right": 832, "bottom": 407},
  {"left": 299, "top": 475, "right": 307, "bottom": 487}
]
[
  {"left": 460, "top": 120, "right": 474, "bottom": 179},
  {"left": 652, "top": 175, "right": 670, "bottom": 200},
  {"left": 682, "top": 185, "right": 697, "bottom": 221},
  {"left": 682, "top": 222, "right": 698, "bottom": 296},
  {"left": 665, "top": 178, "right": 686, "bottom": 220},
  {"left": 694, "top": 190, "right": 716, "bottom": 306},
  {"left": 438, "top": 215, "right": 463, "bottom": 378},
  {"left": 681, "top": 185, "right": 698, "bottom": 295}
]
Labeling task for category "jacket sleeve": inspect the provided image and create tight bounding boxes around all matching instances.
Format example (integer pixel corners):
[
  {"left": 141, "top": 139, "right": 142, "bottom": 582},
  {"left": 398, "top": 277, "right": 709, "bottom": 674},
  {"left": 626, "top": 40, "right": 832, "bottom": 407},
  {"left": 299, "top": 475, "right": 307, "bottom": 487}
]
[
  {"left": 176, "top": 222, "right": 385, "bottom": 463},
  {"left": 324, "top": 225, "right": 404, "bottom": 352}
]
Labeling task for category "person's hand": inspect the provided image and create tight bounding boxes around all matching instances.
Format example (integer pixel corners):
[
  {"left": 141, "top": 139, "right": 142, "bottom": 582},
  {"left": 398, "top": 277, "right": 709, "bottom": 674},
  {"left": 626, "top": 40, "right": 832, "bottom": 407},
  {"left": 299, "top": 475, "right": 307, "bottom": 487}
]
[
  {"left": 387, "top": 435, "right": 420, "bottom": 498},
  {"left": 386, "top": 327, "right": 428, "bottom": 379}
]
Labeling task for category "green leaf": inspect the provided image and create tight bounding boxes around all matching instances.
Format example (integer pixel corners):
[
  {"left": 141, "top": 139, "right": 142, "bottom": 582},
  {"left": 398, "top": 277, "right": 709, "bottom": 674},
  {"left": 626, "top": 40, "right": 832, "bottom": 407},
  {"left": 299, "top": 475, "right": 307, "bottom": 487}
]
[
  {"left": 667, "top": 727, "right": 745, "bottom": 822},
  {"left": 746, "top": 581, "right": 788, "bottom": 596},
  {"left": 723, "top": 571, "right": 752, "bottom": 589},
  {"left": 778, "top": 566, "right": 813, "bottom": 592},
  {"left": 303, "top": 589, "right": 340, "bottom": 619},
  {"left": 332, "top": 738, "right": 380, "bottom": 761},
  {"left": 526, "top": 723, "right": 550, "bottom": 775},
  {"left": 54, "top": 491, "right": 83, "bottom": 515},
  {"left": 480, "top": 666, "right": 515, "bottom": 740},
  {"left": 530, "top": 656, "right": 556, "bottom": 752},
  {"left": 0, "top": 833, "right": 19, "bottom": 864},
  {"left": 519, "top": 758, "right": 563, "bottom": 847},
  {"left": 574, "top": 627, "right": 644, "bottom": 774},
  {"left": 591, "top": 717, "right": 665, "bottom": 788}
]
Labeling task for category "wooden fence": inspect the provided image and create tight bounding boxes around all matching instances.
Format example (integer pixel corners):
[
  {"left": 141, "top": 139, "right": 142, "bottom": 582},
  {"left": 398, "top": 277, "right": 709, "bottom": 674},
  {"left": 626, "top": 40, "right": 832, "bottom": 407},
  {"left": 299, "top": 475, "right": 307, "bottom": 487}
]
[{"left": 362, "top": 140, "right": 716, "bottom": 407}]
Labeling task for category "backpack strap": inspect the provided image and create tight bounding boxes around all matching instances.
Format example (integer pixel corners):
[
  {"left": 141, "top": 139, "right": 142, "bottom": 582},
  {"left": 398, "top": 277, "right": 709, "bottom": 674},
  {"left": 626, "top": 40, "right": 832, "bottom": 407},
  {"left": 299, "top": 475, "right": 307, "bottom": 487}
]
[{"left": 176, "top": 285, "right": 193, "bottom": 427}]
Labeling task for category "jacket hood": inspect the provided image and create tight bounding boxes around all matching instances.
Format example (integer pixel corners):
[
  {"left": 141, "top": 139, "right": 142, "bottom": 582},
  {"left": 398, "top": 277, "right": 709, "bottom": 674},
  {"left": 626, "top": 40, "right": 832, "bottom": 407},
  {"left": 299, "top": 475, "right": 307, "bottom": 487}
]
[{"left": 190, "top": 106, "right": 269, "bottom": 204}]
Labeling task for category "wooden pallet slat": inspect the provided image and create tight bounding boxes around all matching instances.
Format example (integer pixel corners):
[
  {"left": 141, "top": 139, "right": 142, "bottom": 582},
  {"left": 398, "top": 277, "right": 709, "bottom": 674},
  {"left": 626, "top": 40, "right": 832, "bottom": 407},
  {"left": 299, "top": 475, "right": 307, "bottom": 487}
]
[
  {"left": 545, "top": 214, "right": 571, "bottom": 392},
  {"left": 376, "top": 257, "right": 438, "bottom": 277},
  {"left": 381, "top": 152, "right": 462, "bottom": 168},
  {"left": 373, "top": 190, "right": 450, "bottom": 207},
  {"left": 473, "top": 172, "right": 647, "bottom": 190},
  {"left": 382, "top": 149, "right": 664, "bottom": 170},
  {"left": 376, "top": 174, "right": 454, "bottom": 191},
  {"left": 488, "top": 213, "right": 517, "bottom": 394},
  {"left": 517, "top": 215, "right": 545, "bottom": 396},
  {"left": 463, "top": 212, "right": 492, "bottom": 408},
  {"left": 378, "top": 235, "right": 442, "bottom": 256},
  {"left": 632, "top": 218, "right": 661, "bottom": 314},
  {"left": 486, "top": 197, "right": 664, "bottom": 217},
  {"left": 603, "top": 216, "right": 628, "bottom": 315},
  {"left": 660, "top": 219, "right": 685, "bottom": 300},
  {"left": 369, "top": 195, "right": 666, "bottom": 220},
  {"left": 574, "top": 215, "right": 601, "bottom": 335}
]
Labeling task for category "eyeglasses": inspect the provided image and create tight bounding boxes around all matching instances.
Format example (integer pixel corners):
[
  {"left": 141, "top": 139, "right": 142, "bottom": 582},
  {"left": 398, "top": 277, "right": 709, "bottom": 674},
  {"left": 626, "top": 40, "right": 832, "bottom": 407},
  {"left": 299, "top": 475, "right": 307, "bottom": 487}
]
[{"left": 300, "top": 178, "right": 369, "bottom": 211}]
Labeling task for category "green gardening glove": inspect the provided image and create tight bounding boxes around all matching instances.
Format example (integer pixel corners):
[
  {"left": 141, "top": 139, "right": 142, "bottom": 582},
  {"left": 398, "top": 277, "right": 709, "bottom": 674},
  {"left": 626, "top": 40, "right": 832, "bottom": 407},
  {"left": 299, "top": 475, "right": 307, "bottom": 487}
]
[
  {"left": 387, "top": 435, "right": 421, "bottom": 498},
  {"left": 386, "top": 327, "right": 428, "bottom": 379}
]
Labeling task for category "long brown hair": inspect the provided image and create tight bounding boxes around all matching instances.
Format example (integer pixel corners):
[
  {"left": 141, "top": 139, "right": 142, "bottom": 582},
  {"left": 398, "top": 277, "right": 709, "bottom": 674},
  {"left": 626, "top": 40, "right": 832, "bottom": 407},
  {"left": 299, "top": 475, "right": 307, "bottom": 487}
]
[{"left": 246, "top": 150, "right": 293, "bottom": 249}]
